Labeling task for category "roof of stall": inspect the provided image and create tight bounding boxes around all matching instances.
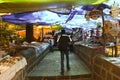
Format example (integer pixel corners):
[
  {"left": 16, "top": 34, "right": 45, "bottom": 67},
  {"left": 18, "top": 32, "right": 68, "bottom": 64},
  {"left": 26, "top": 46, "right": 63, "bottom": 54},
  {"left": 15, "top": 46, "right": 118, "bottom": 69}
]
[
  {"left": 0, "top": 0, "right": 107, "bottom": 13},
  {"left": 2, "top": 0, "right": 120, "bottom": 31},
  {"left": 1, "top": 3, "right": 111, "bottom": 25}
]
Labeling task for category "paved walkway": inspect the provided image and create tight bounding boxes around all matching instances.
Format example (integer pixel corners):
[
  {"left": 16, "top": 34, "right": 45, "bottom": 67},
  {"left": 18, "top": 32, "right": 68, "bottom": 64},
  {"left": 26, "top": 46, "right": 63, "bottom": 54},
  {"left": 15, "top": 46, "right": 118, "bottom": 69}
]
[{"left": 27, "top": 50, "right": 91, "bottom": 80}]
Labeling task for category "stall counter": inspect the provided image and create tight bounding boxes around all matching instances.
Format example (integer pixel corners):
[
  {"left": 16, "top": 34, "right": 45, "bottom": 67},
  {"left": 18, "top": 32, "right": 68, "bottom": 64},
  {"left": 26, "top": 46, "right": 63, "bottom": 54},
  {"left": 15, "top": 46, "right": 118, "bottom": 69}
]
[{"left": 0, "top": 56, "right": 27, "bottom": 80}]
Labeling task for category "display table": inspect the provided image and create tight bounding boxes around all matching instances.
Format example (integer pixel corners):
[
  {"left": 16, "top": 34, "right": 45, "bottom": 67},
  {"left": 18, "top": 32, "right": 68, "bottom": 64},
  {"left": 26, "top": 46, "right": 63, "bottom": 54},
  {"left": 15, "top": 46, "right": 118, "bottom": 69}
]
[
  {"left": 0, "top": 42, "right": 50, "bottom": 80},
  {"left": 19, "top": 42, "right": 50, "bottom": 73},
  {"left": 0, "top": 56, "right": 27, "bottom": 80},
  {"left": 0, "top": 51, "right": 8, "bottom": 59},
  {"left": 29, "top": 43, "right": 49, "bottom": 57}
]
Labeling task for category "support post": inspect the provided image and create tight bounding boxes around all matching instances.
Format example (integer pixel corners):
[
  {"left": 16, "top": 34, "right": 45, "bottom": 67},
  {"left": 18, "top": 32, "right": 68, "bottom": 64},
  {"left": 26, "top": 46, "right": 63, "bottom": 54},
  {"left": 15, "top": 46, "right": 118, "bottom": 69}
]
[{"left": 26, "top": 23, "right": 34, "bottom": 43}]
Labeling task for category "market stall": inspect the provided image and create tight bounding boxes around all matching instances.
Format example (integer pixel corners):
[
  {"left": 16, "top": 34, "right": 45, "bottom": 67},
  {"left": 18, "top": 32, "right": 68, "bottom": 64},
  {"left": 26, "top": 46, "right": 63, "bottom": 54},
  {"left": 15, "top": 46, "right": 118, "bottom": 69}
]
[
  {"left": 0, "top": 0, "right": 120, "bottom": 80},
  {"left": 0, "top": 55, "right": 27, "bottom": 80},
  {"left": 0, "top": 41, "right": 50, "bottom": 80}
]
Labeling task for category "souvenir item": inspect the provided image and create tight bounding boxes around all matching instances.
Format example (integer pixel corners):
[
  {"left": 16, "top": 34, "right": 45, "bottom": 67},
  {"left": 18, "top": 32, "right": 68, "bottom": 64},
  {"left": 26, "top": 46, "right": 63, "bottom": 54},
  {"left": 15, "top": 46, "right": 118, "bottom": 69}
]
[{"left": 89, "top": 9, "right": 101, "bottom": 20}]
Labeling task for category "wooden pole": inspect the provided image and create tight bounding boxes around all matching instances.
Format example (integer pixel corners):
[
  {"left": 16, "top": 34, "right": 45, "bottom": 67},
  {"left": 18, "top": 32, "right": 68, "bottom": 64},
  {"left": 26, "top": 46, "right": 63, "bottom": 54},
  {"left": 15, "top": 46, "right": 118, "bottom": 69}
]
[
  {"left": 101, "top": 8, "right": 106, "bottom": 54},
  {"left": 114, "top": 36, "right": 118, "bottom": 57}
]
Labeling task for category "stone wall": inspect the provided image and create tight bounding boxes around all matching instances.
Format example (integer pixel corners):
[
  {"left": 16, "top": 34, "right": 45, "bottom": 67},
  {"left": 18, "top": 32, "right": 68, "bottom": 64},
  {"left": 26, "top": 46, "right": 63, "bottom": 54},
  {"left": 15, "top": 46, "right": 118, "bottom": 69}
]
[
  {"left": 74, "top": 44, "right": 120, "bottom": 80},
  {"left": 93, "top": 56, "right": 120, "bottom": 80}
]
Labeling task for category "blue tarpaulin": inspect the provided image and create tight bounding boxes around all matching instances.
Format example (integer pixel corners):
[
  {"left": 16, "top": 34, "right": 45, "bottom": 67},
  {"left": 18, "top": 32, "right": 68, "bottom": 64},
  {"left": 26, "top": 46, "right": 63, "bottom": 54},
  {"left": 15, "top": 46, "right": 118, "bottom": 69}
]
[{"left": 2, "top": 10, "right": 61, "bottom": 25}]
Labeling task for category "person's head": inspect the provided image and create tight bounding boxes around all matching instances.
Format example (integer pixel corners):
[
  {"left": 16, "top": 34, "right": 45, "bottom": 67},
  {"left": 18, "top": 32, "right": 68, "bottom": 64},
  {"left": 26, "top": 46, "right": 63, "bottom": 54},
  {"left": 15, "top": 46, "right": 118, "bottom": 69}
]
[{"left": 61, "top": 29, "right": 66, "bottom": 34}]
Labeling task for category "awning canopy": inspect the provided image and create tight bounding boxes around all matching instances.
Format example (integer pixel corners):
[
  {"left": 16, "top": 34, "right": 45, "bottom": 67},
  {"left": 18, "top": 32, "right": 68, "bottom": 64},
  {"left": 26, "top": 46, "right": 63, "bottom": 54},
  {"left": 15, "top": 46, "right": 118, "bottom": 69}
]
[
  {"left": 0, "top": 0, "right": 107, "bottom": 13},
  {"left": 3, "top": 0, "right": 120, "bottom": 31},
  {"left": 2, "top": 10, "right": 62, "bottom": 25},
  {"left": 2, "top": 2, "right": 111, "bottom": 25}
]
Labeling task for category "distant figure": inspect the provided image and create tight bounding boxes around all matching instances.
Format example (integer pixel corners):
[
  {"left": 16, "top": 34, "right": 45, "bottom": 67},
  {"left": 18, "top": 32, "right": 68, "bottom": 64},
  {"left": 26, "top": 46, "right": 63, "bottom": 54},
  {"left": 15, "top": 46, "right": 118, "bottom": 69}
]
[
  {"left": 53, "top": 35, "right": 58, "bottom": 46},
  {"left": 48, "top": 38, "right": 54, "bottom": 52},
  {"left": 69, "top": 33, "right": 73, "bottom": 52},
  {"left": 57, "top": 29, "right": 71, "bottom": 75},
  {"left": 37, "top": 36, "right": 41, "bottom": 42}
]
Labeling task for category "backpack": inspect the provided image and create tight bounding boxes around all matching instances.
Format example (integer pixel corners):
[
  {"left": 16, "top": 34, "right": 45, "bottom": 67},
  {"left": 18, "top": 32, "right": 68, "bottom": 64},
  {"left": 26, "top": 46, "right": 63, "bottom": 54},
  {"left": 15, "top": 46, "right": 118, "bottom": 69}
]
[{"left": 58, "top": 35, "right": 70, "bottom": 51}]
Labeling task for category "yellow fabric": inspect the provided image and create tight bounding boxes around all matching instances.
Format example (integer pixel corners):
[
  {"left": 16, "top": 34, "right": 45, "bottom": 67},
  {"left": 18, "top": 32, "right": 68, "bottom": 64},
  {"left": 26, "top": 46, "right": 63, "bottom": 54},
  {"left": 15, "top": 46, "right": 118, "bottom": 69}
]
[
  {"left": 51, "top": 24, "right": 63, "bottom": 30},
  {"left": 0, "top": 0, "right": 107, "bottom": 4},
  {"left": 0, "top": 0, "right": 108, "bottom": 13},
  {"left": 77, "top": 0, "right": 107, "bottom": 5}
]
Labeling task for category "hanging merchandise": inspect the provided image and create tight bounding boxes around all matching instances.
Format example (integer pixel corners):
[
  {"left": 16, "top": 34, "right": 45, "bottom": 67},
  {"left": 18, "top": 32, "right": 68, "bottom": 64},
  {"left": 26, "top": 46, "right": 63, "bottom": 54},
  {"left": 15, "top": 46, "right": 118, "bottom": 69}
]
[
  {"left": 85, "top": 11, "right": 90, "bottom": 21},
  {"left": 104, "top": 20, "right": 112, "bottom": 34},
  {"left": 89, "top": 9, "right": 101, "bottom": 20},
  {"left": 110, "top": 20, "right": 120, "bottom": 36},
  {"left": 110, "top": 3, "right": 120, "bottom": 18},
  {"left": 103, "top": 20, "right": 114, "bottom": 42}
]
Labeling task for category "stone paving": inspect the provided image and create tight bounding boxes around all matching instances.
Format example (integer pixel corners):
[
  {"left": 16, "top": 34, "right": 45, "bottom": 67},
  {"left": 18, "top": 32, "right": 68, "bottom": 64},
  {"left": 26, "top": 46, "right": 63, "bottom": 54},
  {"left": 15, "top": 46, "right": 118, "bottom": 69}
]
[{"left": 27, "top": 50, "right": 91, "bottom": 80}]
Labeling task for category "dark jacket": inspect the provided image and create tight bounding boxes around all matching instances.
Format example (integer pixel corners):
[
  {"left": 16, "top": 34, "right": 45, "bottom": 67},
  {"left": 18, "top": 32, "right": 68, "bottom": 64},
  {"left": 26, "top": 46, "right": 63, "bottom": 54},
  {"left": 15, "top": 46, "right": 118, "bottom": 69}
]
[{"left": 58, "top": 34, "right": 70, "bottom": 51}]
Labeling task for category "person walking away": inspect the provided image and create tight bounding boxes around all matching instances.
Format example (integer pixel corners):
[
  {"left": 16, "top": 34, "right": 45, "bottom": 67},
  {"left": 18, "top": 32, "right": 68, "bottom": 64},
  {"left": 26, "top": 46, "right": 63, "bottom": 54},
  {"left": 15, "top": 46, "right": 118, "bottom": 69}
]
[{"left": 57, "top": 29, "right": 71, "bottom": 75}]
